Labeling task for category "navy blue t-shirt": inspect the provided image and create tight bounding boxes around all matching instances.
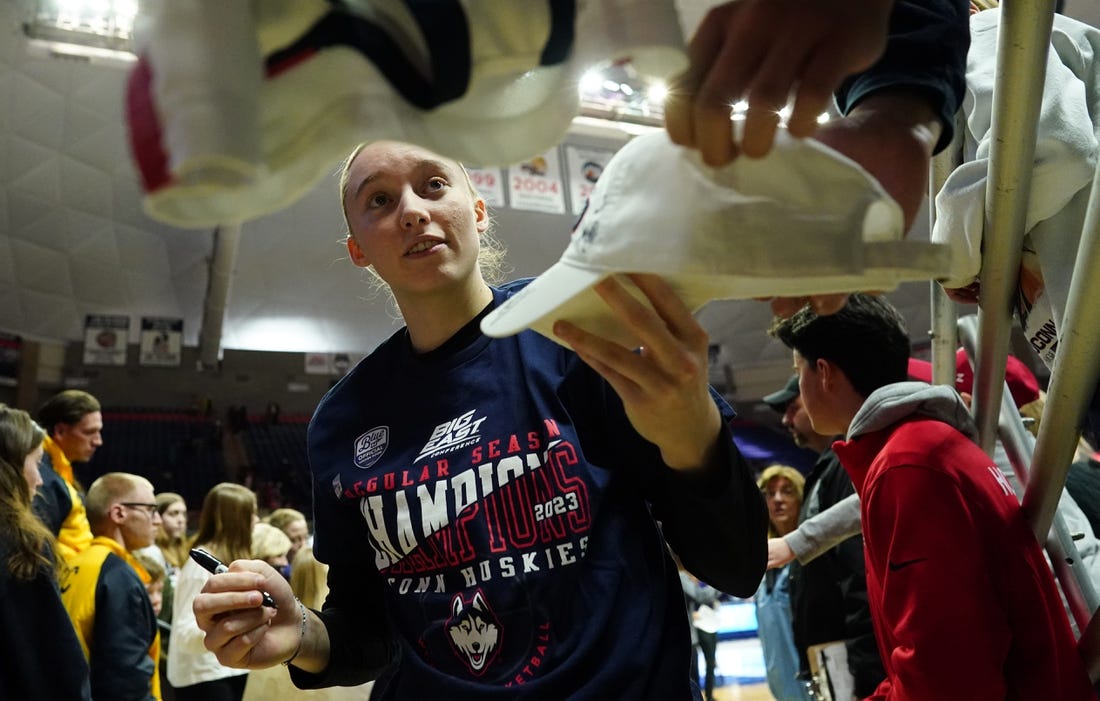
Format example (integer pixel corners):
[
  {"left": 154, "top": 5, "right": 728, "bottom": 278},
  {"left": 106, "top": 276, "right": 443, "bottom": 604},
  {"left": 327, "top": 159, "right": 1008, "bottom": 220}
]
[{"left": 296, "top": 281, "right": 767, "bottom": 700}]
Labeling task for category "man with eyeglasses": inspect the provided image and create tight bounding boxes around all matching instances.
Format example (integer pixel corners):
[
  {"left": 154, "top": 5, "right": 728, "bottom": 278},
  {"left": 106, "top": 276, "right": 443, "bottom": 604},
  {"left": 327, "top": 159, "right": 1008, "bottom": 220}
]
[
  {"left": 762, "top": 377, "right": 883, "bottom": 700},
  {"left": 61, "top": 472, "right": 162, "bottom": 701},
  {"left": 34, "top": 389, "right": 104, "bottom": 561}
]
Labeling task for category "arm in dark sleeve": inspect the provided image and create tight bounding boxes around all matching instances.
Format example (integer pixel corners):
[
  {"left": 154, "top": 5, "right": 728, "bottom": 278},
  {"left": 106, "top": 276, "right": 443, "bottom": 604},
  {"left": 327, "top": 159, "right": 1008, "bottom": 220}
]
[
  {"left": 835, "top": 532, "right": 885, "bottom": 697},
  {"left": 836, "top": 0, "right": 970, "bottom": 153},
  {"left": 563, "top": 362, "right": 768, "bottom": 598},
  {"left": 817, "top": 464, "right": 884, "bottom": 697},
  {"left": 91, "top": 557, "right": 156, "bottom": 701},
  {"left": 289, "top": 478, "right": 399, "bottom": 689},
  {"left": 654, "top": 421, "right": 769, "bottom": 598},
  {"left": 289, "top": 557, "right": 398, "bottom": 689}
]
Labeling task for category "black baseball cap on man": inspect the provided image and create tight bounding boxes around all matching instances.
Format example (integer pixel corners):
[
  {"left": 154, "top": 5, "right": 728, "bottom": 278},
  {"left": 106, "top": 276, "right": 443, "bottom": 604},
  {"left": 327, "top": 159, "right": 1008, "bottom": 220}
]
[{"left": 763, "top": 375, "right": 800, "bottom": 412}]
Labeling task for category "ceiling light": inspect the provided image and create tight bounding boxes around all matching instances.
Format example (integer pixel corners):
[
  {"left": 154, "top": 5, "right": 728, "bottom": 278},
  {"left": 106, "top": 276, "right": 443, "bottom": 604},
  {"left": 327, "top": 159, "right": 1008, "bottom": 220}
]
[
  {"left": 22, "top": 0, "right": 138, "bottom": 65},
  {"left": 579, "top": 69, "right": 603, "bottom": 95},
  {"left": 646, "top": 82, "right": 668, "bottom": 104}
]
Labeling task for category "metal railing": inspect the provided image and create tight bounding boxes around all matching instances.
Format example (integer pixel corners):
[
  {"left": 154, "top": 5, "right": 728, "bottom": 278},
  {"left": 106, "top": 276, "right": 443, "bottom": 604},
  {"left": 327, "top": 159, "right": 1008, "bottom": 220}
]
[
  {"left": 958, "top": 316, "right": 1098, "bottom": 634},
  {"left": 929, "top": 0, "right": 1100, "bottom": 678},
  {"left": 969, "top": 0, "right": 1056, "bottom": 456}
]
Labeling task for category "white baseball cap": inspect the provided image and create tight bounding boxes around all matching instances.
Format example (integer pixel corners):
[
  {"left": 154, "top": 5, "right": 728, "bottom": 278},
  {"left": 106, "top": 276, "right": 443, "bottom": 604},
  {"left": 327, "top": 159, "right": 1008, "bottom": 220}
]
[{"left": 481, "top": 129, "right": 951, "bottom": 348}]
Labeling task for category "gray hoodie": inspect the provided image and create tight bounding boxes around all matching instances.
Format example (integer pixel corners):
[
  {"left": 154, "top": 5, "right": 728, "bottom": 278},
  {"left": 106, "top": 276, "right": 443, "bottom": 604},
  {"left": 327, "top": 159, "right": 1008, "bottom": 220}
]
[
  {"left": 785, "top": 383, "right": 973, "bottom": 562},
  {"left": 785, "top": 382, "right": 1100, "bottom": 620},
  {"left": 847, "top": 382, "right": 977, "bottom": 443}
]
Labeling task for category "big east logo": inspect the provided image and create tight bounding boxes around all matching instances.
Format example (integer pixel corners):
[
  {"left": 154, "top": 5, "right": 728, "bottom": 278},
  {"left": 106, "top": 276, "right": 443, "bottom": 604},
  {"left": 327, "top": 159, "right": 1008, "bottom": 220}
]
[
  {"left": 416, "top": 409, "right": 487, "bottom": 462},
  {"left": 354, "top": 426, "right": 389, "bottom": 469}
]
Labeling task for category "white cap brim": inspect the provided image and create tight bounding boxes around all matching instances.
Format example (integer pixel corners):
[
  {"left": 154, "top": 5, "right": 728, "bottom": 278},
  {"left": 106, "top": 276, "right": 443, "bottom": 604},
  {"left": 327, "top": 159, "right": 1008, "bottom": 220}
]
[
  {"left": 481, "top": 261, "right": 612, "bottom": 343},
  {"left": 482, "top": 241, "right": 953, "bottom": 349},
  {"left": 481, "top": 264, "right": 736, "bottom": 349}
]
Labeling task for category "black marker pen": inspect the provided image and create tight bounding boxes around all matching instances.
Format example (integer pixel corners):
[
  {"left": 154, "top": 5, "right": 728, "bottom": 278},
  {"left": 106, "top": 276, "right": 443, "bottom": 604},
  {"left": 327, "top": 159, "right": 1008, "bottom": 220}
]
[{"left": 189, "top": 548, "right": 278, "bottom": 608}]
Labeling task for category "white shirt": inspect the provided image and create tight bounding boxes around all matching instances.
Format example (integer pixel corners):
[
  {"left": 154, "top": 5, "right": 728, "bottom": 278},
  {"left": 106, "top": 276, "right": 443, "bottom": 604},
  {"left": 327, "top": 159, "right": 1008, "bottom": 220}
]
[{"left": 166, "top": 558, "right": 249, "bottom": 688}]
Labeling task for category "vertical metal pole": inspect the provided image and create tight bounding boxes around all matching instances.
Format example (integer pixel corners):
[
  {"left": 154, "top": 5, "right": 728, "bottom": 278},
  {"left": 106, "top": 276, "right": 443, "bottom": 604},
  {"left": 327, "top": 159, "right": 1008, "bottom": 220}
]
[
  {"left": 928, "top": 116, "right": 962, "bottom": 385},
  {"left": 198, "top": 224, "right": 241, "bottom": 369},
  {"left": 930, "top": 286, "right": 957, "bottom": 385},
  {"left": 1033, "top": 166, "right": 1100, "bottom": 677},
  {"left": 1023, "top": 169, "right": 1100, "bottom": 542},
  {"left": 972, "top": 0, "right": 1056, "bottom": 455},
  {"left": 959, "top": 317, "right": 1098, "bottom": 632}
]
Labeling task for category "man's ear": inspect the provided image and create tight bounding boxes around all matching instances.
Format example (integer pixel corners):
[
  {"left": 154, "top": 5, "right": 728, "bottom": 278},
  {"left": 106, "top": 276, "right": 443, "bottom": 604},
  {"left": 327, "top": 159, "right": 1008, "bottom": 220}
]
[
  {"left": 815, "top": 358, "right": 835, "bottom": 388},
  {"left": 346, "top": 235, "right": 370, "bottom": 268}
]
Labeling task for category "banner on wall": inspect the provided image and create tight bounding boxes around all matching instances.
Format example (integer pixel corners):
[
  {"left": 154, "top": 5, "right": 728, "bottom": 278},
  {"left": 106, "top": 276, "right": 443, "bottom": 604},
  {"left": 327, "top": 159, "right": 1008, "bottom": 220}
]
[
  {"left": 304, "top": 352, "right": 357, "bottom": 376},
  {"left": 83, "top": 314, "right": 129, "bottom": 366},
  {"left": 0, "top": 331, "right": 21, "bottom": 387},
  {"left": 305, "top": 353, "right": 332, "bottom": 375},
  {"left": 564, "top": 145, "right": 614, "bottom": 216},
  {"left": 139, "top": 317, "right": 183, "bottom": 367},
  {"left": 465, "top": 167, "right": 506, "bottom": 208},
  {"left": 507, "top": 148, "right": 566, "bottom": 214}
]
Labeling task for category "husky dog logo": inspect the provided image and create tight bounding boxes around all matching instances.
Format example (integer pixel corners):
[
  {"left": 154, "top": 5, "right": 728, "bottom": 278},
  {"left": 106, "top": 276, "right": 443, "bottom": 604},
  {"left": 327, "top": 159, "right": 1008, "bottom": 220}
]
[{"left": 446, "top": 590, "right": 502, "bottom": 675}]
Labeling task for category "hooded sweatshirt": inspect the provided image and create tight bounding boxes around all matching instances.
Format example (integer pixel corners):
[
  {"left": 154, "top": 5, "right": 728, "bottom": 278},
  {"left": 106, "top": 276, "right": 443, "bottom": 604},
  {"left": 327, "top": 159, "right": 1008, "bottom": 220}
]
[{"left": 833, "top": 383, "right": 1093, "bottom": 701}]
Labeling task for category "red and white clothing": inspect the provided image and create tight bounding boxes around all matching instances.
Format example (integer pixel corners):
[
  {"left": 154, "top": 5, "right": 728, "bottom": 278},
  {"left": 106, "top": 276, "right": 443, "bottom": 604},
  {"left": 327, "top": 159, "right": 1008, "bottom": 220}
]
[{"left": 833, "top": 383, "right": 1093, "bottom": 701}]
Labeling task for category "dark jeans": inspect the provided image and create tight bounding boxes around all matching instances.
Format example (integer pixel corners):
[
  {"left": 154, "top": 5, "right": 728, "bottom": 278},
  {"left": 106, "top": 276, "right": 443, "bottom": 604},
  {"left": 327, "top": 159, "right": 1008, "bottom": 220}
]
[
  {"left": 697, "top": 630, "right": 718, "bottom": 701},
  {"left": 173, "top": 674, "right": 247, "bottom": 701}
]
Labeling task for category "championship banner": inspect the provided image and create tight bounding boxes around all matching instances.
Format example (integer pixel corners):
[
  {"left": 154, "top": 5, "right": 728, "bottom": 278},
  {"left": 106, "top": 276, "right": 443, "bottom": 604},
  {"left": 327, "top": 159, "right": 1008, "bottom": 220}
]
[
  {"left": 0, "top": 331, "right": 21, "bottom": 387},
  {"left": 564, "top": 145, "right": 614, "bottom": 216},
  {"left": 83, "top": 314, "right": 129, "bottom": 366},
  {"left": 139, "top": 317, "right": 183, "bottom": 367},
  {"left": 465, "top": 167, "right": 506, "bottom": 208},
  {"left": 507, "top": 148, "right": 566, "bottom": 214}
]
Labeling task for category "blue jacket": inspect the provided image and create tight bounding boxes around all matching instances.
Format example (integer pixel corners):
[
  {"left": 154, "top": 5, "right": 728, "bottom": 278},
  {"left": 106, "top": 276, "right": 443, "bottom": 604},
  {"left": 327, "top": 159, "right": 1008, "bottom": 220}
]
[
  {"left": 60, "top": 536, "right": 158, "bottom": 700},
  {"left": 0, "top": 539, "right": 91, "bottom": 700},
  {"left": 755, "top": 565, "right": 811, "bottom": 701}
]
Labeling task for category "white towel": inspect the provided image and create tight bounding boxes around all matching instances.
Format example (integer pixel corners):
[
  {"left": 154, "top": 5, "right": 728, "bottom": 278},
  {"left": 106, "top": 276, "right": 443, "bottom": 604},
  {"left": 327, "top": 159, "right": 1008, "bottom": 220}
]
[
  {"left": 932, "top": 9, "right": 1100, "bottom": 369},
  {"left": 127, "top": 0, "right": 687, "bottom": 229}
]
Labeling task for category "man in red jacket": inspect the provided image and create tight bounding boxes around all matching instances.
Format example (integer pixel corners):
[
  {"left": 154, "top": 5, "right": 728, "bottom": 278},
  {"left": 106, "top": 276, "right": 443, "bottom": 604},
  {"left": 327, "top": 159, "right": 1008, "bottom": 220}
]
[{"left": 771, "top": 294, "right": 1093, "bottom": 700}]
